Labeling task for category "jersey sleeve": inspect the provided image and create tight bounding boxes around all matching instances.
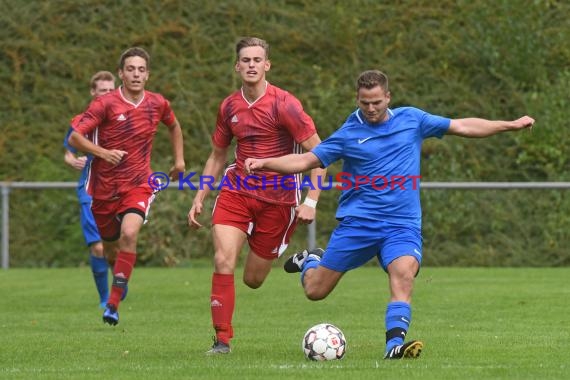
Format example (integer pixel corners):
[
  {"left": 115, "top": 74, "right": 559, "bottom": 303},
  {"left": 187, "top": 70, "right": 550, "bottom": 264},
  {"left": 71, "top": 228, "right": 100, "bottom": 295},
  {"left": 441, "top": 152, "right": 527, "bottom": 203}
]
[
  {"left": 72, "top": 97, "right": 106, "bottom": 135},
  {"left": 278, "top": 94, "right": 317, "bottom": 143},
  {"left": 417, "top": 108, "right": 451, "bottom": 139},
  {"left": 160, "top": 97, "right": 176, "bottom": 126},
  {"left": 63, "top": 126, "right": 77, "bottom": 153},
  {"left": 311, "top": 129, "right": 345, "bottom": 168},
  {"left": 211, "top": 100, "right": 233, "bottom": 148}
]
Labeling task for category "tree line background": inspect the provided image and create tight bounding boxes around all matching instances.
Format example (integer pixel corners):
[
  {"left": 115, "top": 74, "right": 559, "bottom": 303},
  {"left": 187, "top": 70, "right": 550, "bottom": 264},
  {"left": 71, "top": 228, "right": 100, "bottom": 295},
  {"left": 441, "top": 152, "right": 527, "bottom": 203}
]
[{"left": 0, "top": 0, "right": 568, "bottom": 267}]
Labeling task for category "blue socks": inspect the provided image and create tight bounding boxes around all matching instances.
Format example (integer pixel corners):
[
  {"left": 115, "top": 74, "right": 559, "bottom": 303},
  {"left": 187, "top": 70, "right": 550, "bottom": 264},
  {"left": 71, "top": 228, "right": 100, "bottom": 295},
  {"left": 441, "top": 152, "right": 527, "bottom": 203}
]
[
  {"left": 89, "top": 255, "right": 109, "bottom": 305},
  {"left": 300, "top": 256, "right": 320, "bottom": 285},
  {"left": 385, "top": 301, "right": 412, "bottom": 352}
]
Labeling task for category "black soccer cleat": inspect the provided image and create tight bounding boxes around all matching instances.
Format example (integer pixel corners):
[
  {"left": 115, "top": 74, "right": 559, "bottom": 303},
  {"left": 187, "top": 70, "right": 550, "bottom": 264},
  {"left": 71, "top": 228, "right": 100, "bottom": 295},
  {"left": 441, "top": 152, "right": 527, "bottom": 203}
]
[
  {"left": 206, "top": 337, "right": 231, "bottom": 355},
  {"left": 283, "top": 248, "right": 324, "bottom": 273},
  {"left": 102, "top": 304, "right": 119, "bottom": 326},
  {"left": 384, "top": 340, "right": 423, "bottom": 359}
]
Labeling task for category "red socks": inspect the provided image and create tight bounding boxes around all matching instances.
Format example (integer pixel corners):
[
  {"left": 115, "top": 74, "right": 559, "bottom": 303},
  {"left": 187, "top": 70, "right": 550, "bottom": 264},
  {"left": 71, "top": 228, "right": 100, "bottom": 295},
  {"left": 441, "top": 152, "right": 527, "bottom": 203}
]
[
  {"left": 107, "top": 251, "right": 137, "bottom": 308},
  {"left": 211, "top": 273, "right": 235, "bottom": 344}
]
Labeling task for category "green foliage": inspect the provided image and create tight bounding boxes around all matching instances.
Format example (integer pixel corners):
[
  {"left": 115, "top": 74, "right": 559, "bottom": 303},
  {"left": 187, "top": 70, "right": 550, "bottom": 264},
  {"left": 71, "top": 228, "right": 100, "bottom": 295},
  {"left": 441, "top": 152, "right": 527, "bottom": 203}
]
[{"left": 1, "top": 0, "right": 569, "bottom": 267}]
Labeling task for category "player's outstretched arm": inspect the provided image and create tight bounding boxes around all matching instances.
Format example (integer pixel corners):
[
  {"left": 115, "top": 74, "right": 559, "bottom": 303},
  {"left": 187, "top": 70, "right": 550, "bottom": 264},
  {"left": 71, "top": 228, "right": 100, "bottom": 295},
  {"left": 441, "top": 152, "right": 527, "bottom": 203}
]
[
  {"left": 245, "top": 152, "right": 321, "bottom": 175},
  {"left": 297, "top": 133, "right": 327, "bottom": 224},
  {"left": 447, "top": 115, "right": 535, "bottom": 138}
]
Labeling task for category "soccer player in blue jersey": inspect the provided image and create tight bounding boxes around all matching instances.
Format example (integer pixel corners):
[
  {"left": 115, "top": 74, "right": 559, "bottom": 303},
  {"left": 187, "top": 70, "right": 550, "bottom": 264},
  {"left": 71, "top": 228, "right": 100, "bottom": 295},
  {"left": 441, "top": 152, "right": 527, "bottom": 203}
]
[
  {"left": 63, "top": 70, "right": 116, "bottom": 309},
  {"left": 244, "top": 70, "right": 535, "bottom": 360}
]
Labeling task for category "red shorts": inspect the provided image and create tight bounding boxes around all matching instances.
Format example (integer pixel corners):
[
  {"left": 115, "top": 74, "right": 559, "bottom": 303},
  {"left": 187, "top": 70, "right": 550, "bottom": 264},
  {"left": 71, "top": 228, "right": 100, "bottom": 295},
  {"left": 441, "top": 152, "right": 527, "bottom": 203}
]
[
  {"left": 211, "top": 191, "right": 298, "bottom": 260},
  {"left": 91, "top": 185, "right": 157, "bottom": 241}
]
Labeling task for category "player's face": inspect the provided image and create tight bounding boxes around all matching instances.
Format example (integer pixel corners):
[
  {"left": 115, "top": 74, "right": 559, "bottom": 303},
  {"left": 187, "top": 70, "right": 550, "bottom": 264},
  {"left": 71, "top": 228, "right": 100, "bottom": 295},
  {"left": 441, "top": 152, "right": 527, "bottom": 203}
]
[
  {"left": 356, "top": 85, "right": 391, "bottom": 124},
  {"left": 91, "top": 80, "right": 115, "bottom": 98},
  {"left": 235, "top": 46, "right": 270, "bottom": 85},
  {"left": 119, "top": 56, "right": 149, "bottom": 94}
]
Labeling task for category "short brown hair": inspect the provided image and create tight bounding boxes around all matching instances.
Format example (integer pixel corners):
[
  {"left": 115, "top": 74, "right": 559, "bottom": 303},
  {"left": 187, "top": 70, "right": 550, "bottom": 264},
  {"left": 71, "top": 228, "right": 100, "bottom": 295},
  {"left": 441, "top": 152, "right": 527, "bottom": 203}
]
[
  {"left": 118, "top": 47, "right": 150, "bottom": 70},
  {"left": 235, "top": 37, "right": 270, "bottom": 60},
  {"left": 90, "top": 71, "right": 115, "bottom": 90},
  {"left": 356, "top": 70, "right": 389, "bottom": 92}
]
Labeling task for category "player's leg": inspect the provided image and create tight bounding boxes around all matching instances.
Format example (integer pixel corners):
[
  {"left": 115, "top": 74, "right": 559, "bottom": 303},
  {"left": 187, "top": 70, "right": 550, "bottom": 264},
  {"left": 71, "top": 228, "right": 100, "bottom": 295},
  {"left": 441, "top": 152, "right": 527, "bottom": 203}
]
[
  {"left": 301, "top": 265, "right": 343, "bottom": 300},
  {"left": 106, "top": 212, "right": 144, "bottom": 309},
  {"left": 380, "top": 224, "right": 424, "bottom": 359},
  {"left": 102, "top": 186, "right": 155, "bottom": 325},
  {"left": 104, "top": 239, "right": 119, "bottom": 266},
  {"left": 80, "top": 200, "right": 108, "bottom": 308},
  {"left": 286, "top": 217, "right": 377, "bottom": 300},
  {"left": 207, "top": 191, "right": 251, "bottom": 353},
  {"left": 208, "top": 224, "right": 247, "bottom": 354},
  {"left": 284, "top": 256, "right": 347, "bottom": 300},
  {"left": 242, "top": 252, "right": 272, "bottom": 289},
  {"left": 89, "top": 242, "right": 108, "bottom": 308},
  {"left": 100, "top": 239, "right": 127, "bottom": 300},
  {"left": 243, "top": 201, "right": 297, "bottom": 289},
  {"left": 91, "top": 198, "right": 122, "bottom": 325}
]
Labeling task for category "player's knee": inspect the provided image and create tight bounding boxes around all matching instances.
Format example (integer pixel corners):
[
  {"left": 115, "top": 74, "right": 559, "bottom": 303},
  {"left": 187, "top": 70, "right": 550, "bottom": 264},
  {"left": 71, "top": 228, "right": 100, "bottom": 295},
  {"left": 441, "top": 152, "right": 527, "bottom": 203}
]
[
  {"left": 119, "top": 227, "right": 139, "bottom": 246},
  {"left": 90, "top": 242, "right": 104, "bottom": 258},
  {"left": 402, "top": 269, "right": 418, "bottom": 289},
  {"left": 243, "top": 277, "right": 263, "bottom": 289},
  {"left": 213, "top": 253, "right": 237, "bottom": 273},
  {"left": 242, "top": 269, "right": 267, "bottom": 289},
  {"left": 304, "top": 284, "right": 328, "bottom": 301}
]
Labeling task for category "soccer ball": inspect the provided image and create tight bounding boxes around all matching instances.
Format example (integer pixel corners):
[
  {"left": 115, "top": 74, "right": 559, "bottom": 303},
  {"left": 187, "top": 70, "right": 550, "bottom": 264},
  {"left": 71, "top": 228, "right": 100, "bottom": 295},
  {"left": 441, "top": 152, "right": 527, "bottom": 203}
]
[{"left": 302, "top": 323, "right": 346, "bottom": 361}]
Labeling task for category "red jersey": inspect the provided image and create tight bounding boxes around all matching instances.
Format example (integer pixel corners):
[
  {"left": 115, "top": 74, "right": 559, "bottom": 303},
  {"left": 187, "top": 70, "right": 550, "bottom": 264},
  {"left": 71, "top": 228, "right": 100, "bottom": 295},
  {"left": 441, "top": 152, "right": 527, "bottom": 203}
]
[
  {"left": 72, "top": 87, "right": 176, "bottom": 200},
  {"left": 212, "top": 82, "right": 317, "bottom": 206}
]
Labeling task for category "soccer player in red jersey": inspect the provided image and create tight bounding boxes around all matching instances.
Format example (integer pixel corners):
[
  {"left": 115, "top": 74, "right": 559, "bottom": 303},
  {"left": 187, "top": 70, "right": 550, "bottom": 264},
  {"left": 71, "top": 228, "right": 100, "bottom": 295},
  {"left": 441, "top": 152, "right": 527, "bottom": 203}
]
[
  {"left": 63, "top": 70, "right": 115, "bottom": 309},
  {"left": 188, "top": 37, "right": 327, "bottom": 354},
  {"left": 68, "top": 47, "right": 185, "bottom": 325}
]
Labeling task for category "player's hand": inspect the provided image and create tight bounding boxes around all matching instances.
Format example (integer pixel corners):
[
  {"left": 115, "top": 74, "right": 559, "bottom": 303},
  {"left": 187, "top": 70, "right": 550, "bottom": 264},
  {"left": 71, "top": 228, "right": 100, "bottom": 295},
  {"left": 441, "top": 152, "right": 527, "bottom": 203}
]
[
  {"left": 244, "top": 158, "right": 264, "bottom": 174},
  {"left": 295, "top": 203, "right": 316, "bottom": 225},
  {"left": 169, "top": 160, "right": 186, "bottom": 181},
  {"left": 101, "top": 149, "right": 128, "bottom": 166},
  {"left": 188, "top": 200, "right": 203, "bottom": 229},
  {"left": 513, "top": 115, "right": 535, "bottom": 130},
  {"left": 71, "top": 156, "right": 88, "bottom": 170}
]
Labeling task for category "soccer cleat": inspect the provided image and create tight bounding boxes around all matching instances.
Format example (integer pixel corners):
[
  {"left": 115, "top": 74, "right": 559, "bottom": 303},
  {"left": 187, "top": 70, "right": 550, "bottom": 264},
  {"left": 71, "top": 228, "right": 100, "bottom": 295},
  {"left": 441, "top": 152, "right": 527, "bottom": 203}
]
[
  {"left": 283, "top": 247, "right": 324, "bottom": 273},
  {"left": 102, "top": 304, "right": 119, "bottom": 326},
  {"left": 206, "top": 337, "right": 231, "bottom": 355},
  {"left": 384, "top": 340, "right": 423, "bottom": 359}
]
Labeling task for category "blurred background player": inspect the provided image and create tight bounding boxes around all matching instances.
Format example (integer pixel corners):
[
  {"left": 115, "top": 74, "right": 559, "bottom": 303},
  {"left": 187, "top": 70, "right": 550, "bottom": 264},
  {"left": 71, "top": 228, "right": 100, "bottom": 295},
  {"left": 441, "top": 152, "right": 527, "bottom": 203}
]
[
  {"left": 68, "top": 47, "right": 185, "bottom": 325},
  {"left": 245, "top": 69, "right": 535, "bottom": 360},
  {"left": 63, "top": 70, "right": 115, "bottom": 309},
  {"left": 188, "top": 37, "right": 326, "bottom": 354}
]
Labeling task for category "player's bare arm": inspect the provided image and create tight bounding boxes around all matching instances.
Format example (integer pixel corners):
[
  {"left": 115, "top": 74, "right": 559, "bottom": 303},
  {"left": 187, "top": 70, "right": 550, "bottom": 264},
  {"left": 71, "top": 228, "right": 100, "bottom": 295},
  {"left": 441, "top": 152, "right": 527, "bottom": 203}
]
[
  {"left": 447, "top": 115, "right": 535, "bottom": 138},
  {"left": 297, "top": 134, "right": 327, "bottom": 224},
  {"left": 166, "top": 118, "right": 186, "bottom": 181},
  {"left": 64, "top": 150, "right": 87, "bottom": 171},
  {"left": 245, "top": 152, "right": 321, "bottom": 175},
  {"left": 68, "top": 131, "right": 127, "bottom": 165},
  {"left": 188, "top": 144, "right": 229, "bottom": 229}
]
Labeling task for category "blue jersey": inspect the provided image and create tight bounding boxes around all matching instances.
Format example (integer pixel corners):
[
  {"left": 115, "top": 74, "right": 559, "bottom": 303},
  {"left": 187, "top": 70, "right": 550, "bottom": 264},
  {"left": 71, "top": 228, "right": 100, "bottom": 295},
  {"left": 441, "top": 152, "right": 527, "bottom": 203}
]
[
  {"left": 63, "top": 126, "right": 92, "bottom": 203},
  {"left": 312, "top": 107, "right": 450, "bottom": 227}
]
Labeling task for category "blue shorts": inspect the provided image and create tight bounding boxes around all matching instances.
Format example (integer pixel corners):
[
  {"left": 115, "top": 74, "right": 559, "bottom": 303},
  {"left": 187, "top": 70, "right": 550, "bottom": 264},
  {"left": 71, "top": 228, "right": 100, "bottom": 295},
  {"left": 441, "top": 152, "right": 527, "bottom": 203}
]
[
  {"left": 79, "top": 201, "right": 101, "bottom": 246},
  {"left": 319, "top": 216, "right": 423, "bottom": 273}
]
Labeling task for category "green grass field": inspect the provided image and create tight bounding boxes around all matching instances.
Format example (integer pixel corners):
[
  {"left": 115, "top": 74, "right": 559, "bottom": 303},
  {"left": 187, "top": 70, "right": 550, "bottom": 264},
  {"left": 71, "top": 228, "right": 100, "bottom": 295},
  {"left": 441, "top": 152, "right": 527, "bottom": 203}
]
[{"left": 1, "top": 265, "right": 568, "bottom": 379}]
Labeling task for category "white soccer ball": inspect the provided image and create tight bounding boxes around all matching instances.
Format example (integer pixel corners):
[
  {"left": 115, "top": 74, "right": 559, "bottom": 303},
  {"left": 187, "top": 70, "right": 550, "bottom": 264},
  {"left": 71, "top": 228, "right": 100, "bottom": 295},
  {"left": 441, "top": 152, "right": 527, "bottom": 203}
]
[{"left": 302, "top": 323, "right": 346, "bottom": 361}]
